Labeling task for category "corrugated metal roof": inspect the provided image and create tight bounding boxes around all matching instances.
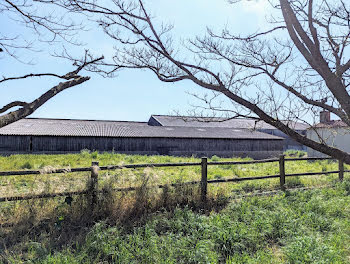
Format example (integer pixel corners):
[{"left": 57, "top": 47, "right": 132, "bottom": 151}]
[
  {"left": 0, "top": 118, "right": 283, "bottom": 140},
  {"left": 150, "top": 115, "right": 309, "bottom": 131}
]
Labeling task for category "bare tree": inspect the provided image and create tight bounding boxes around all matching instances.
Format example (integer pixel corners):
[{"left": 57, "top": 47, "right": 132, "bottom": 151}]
[
  {"left": 0, "top": 0, "right": 103, "bottom": 128},
  {"left": 53, "top": 0, "right": 350, "bottom": 162}
]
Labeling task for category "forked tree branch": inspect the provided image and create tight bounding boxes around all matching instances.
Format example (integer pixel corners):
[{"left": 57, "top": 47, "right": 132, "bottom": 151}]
[
  {"left": 0, "top": 55, "right": 104, "bottom": 128},
  {"left": 0, "top": 101, "right": 27, "bottom": 114},
  {"left": 0, "top": 76, "right": 89, "bottom": 128}
]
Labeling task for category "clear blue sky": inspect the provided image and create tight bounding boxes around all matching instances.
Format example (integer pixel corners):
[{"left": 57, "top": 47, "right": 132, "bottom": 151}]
[{"left": 2, "top": 0, "right": 271, "bottom": 122}]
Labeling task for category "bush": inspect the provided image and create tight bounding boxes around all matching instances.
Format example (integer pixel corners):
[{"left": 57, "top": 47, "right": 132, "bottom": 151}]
[
  {"left": 20, "top": 161, "right": 33, "bottom": 169},
  {"left": 210, "top": 155, "right": 220, "bottom": 161},
  {"left": 91, "top": 151, "right": 98, "bottom": 159}
]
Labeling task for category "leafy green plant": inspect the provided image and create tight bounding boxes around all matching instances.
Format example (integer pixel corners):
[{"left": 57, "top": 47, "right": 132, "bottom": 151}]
[
  {"left": 284, "top": 235, "right": 341, "bottom": 263},
  {"left": 91, "top": 151, "right": 98, "bottom": 159},
  {"left": 211, "top": 155, "right": 220, "bottom": 161},
  {"left": 80, "top": 149, "right": 90, "bottom": 156},
  {"left": 20, "top": 161, "right": 33, "bottom": 169}
]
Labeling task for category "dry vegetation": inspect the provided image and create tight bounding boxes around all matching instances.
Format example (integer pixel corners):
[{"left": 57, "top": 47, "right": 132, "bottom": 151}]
[
  {"left": 1, "top": 151, "right": 349, "bottom": 263},
  {"left": 0, "top": 150, "right": 342, "bottom": 198}
]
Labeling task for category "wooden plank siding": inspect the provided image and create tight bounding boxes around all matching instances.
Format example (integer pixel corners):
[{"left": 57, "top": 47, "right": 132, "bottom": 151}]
[
  {"left": 0, "top": 135, "right": 31, "bottom": 152},
  {"left": 0, "top": 135, "right": 283, "bottom": 158}
]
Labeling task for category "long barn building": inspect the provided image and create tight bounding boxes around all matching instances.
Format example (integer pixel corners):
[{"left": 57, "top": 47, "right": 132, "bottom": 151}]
[
  {"left": 148, "top": 115, "right": 309, "bottom": 151},
  {"left": 0, "top": 118, "right": 284, "bottom": 159}
]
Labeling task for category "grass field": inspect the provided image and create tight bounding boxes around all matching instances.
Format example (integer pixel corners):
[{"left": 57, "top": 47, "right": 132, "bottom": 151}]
[
  {"left": 0, "top": 150, "right": 345, "bottom": 199},
  {"left": 2, "top": 185, "right": 350, "bottom": 263},
  {"left": 1, "top": 152, "right": 350, "bottom": 263}
]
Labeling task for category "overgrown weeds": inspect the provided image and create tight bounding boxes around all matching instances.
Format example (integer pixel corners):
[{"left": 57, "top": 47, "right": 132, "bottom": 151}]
[
  {"left": 0, "top": 168, "right": 229, "bottom": 262},
  {"left": 0, "top": 152, "right": 343, "bottom": 200},
  {"left": 1, "top": 152, "right": 349, "bottom": 263},
  {"left": 2, "top": 182, "right": 350, "bottom": 263}
]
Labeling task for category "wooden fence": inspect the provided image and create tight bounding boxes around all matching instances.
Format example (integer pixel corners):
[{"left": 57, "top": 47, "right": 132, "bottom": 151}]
[{"left": 0, "top": 156, "right": 348, "bottom": 204}]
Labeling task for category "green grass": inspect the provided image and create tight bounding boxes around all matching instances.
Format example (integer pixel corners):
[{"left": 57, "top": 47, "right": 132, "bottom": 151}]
[
  {"left": 0, "top": 151, "right": 345, "bottom": 199},
  {"left": 1, "top": 152, "right": 350, "bottom": 263},
  {"left": 0, "top": 151, "right": 346, "bottom": 225},
  {"left": 2, "top": 184, "right": 350, "bottom": 263}
]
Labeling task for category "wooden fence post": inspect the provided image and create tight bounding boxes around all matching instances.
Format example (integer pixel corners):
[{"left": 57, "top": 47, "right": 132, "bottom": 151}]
[
  {"left": 339, "top": 159, "right": 344, "bottom": 182},
  {"left": 201, "top": 157, "right": 208, "bottom": 202},
  {"left": 279, "top": 155, "right": 286, "bottom": 190},
  {"left": 90, "top": 161, "right": 99, "bottom": 209}
]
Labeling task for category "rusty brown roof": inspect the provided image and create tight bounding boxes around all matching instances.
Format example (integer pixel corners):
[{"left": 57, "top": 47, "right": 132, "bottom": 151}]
[{"left": 0, "top": 118, "right": 283, "bottom": 140}]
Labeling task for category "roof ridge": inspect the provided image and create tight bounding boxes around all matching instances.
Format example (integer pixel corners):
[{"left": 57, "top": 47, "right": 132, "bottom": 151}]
[
  {"left": 24, "top": 117, "right": 147, "bottom": 124},
  {"left": 152, "top": 114, "right": 251, "bottom": 120},
  {"left": 151, "top": 115, "right": 309, "bottom": 127}
]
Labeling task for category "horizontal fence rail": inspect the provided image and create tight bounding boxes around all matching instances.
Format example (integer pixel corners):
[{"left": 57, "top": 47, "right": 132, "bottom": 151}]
[
  {"left": 0, "top": 156, "right": 347, "bottom": 203},
  {"left": 0, "top": 162, "right": 202, "bottom": 177},
  {"left": 0, "top": 157, "right": 339, "bottom": 177},
  {"left": 0, "top": 190, "right": 89, "bottom": 202},
  {"left": 284, "top": 157, "right": 335, "bottom": 161},
  {"left": 207, "top": 158, "right": 279, "bottom": 166}
]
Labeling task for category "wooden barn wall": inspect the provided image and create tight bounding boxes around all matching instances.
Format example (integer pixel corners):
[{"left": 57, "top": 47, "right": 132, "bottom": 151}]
[
  {"left": 0, "top": 135, "right": 283, "bottom": 158},
  {"left": 0, "top": 135, "right": 31, "bottom": 152},
  {"left": 258, "top": 129, "right": 306, "bottom": 151},
  {"left": 27, "top": 136, "right": 282, "bottom": 151}
]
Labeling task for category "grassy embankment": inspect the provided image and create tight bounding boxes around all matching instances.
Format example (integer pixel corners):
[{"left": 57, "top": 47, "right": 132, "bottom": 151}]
[{"left": 1, "top": 151, "right": 350, "bottom": 263}]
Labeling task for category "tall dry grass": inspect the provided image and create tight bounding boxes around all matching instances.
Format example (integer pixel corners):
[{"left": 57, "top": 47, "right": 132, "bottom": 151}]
[
  {"left": 0, "top": 166, "right": 229, "bottom": 261},
  {"left": 0, "top": 151, "right": 346, "bottom": 262}
]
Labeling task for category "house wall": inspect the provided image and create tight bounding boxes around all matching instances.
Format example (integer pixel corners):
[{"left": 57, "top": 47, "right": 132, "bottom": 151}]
[
  {"left": 0, "top": 135, "right": 283, "bottom": 159},
  {"left": 307, "top": 127, "right": 350, "bottom": 157}
]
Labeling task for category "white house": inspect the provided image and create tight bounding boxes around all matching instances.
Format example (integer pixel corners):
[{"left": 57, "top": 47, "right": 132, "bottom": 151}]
[{"left": 307, "top": 111, "right": 350, "bottom": 157}]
